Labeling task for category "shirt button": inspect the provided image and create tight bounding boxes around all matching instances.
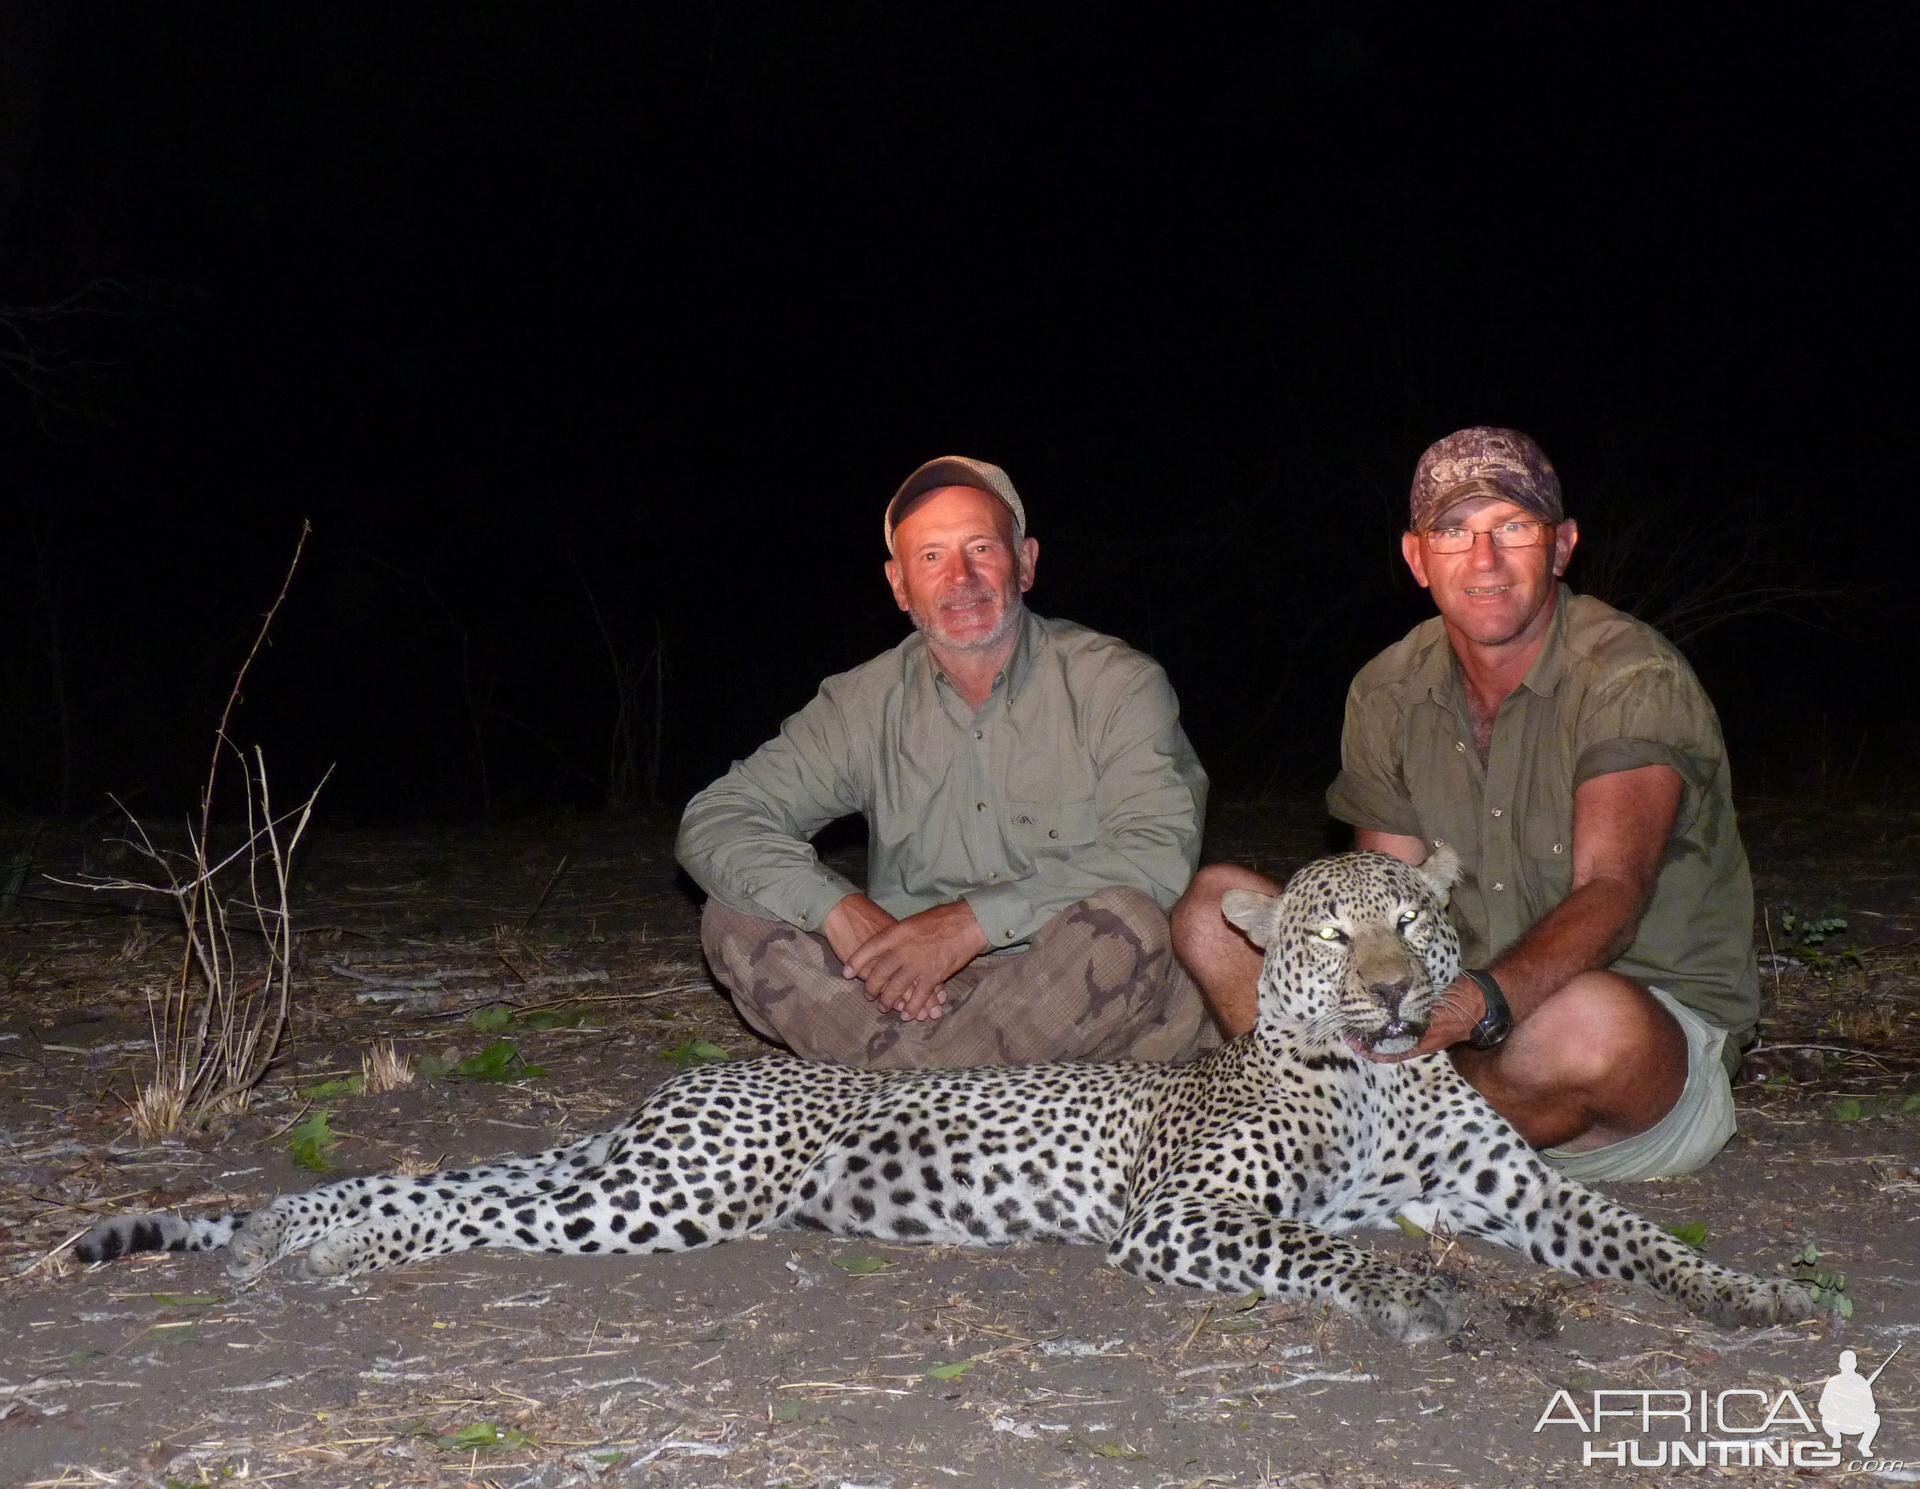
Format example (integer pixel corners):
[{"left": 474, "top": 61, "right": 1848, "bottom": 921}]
[
  {"left": 1552, "top": 842, "right": 1564, "bottom": 854},
  {"left": 1047, "top": 828, "right": 1060, "bottom": 839},
  {"left": 1455, "top": 741, "right": 1466, "bottom": 753},
  {"left": 1490, "top": 807, "right": 1503, "bottom": 818},
  {"left": 976, "top": 801, "right": 987, "bottom": 812},
  {"left": 1432, "top": 837, "right": 1446, "bottom": 848},
  {"left": 1492, "top": 882, "right": 1505, "bottom": 892},
  {"left": 974, "top": 730, "right": 984, "bottom": 740},
  {"left": 1003, "top": 928, "right": 1016, "bottom": 940},
  {"left": 986, "top": 871, "right": 997, "bottom": 881}
]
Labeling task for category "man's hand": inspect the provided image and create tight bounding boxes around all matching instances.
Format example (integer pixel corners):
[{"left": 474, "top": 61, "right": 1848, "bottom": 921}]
[
  {"left": 842, "top": 901, "right": 990, "bottom": 1022},
  {"left": 822, "top": 893, "right": 898, "bottom": 967},
  {"left": 1347, "top": 975, "right": 1485, "bottom": 1064}
]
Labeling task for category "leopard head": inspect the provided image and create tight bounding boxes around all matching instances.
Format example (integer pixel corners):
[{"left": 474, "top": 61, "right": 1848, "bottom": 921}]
[{"left": 1220, "top": 849, "right": 1463, "bottom": 1055}]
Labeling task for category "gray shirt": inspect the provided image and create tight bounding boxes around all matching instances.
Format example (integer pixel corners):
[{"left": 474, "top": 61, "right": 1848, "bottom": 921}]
[{"left": 676, "top": 610, "right": 1207, "bottom": 950}]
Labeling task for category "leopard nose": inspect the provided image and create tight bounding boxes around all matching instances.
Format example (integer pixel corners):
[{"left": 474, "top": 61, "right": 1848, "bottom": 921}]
[{"left": 1369, "top": 977, "right": 1413, "bottom": 1016}]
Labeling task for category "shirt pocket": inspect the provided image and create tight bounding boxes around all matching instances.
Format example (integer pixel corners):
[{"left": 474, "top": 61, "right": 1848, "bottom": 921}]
[
  {"left": 1006, "top": 798, "right": 1099, "bottom": 852},
  {"left": 1520, "top": 812, "right": 1574, "bottom": 905}
]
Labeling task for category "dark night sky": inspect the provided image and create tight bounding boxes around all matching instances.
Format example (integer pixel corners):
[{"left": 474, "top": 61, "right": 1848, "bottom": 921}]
[{"left": 3, "top": 3, "right": 1913, "bottom": 825}]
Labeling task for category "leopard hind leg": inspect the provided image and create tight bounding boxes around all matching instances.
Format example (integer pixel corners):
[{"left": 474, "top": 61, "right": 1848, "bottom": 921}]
[
  {"left": 1109, "top": 1182, "right": 1467, "bottom": 1343},
  {"left": 227, "top": 1129, "right": 623, "bottom": 1280},
  {"left": 297, "top": 1124, "right": 815, "bottom": 1279}
]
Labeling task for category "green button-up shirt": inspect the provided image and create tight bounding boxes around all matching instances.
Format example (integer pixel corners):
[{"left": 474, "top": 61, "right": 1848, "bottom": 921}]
[
  {"left": 676, "top": 610, "right": 1208, "bottom": 950},
  {"left": 1325, "top": 589, "right": 1760, "bottom": 1050}
]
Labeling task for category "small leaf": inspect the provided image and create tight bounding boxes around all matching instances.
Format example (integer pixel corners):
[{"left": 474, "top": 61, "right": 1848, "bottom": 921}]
[
  {"left": 1091, "top": 1441, "right": 1144, "bottom": 1459},
  {"left": 521, "top": 1009, "right": 597, "bottom": 1030},
  {"left": 470, "top": 1006, "right": 513, "bottom": 1032},
  {"left": 1392, "top": 1214, "right": 1429, "bottom": 1239},
  {"left": 289, "top": 1112, "right": 338, "bottom": 1173},
  {"left": 432, "top": 1420, "right": 533, "bottom": 1451},
  {"left": 1832, "top": 1097, "right": 1867, "bottom": 1123},
  {"left": 299, "top": 1076, "right": 364, "bottom": 1100},
  {"left": 927, "top": 1359, "right": 974, "bottom": 1380},
  {"left": 151, "top": 1292, "right": 222, "bottom": 1308},
  {"left": 1666, "top": 1221, "right": 1709, "bottom": 1251},
  {"left": 833, "top": 1256, "right": 892, "bottom": 1275},
  {"left": 660, "top": 1037, "right": 731, "bottom": 1068},
  {"left": 448, "top": 1040, "right": 547, "bottom": 1083},
  {"left": 770, "top": 1402, "right": 801, "bottom": 1423}
]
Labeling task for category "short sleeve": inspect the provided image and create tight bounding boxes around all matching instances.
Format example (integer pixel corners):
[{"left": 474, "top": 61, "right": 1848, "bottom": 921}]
[{"left": 1325, "top": 679, "right": 1423, "bottom": 839}]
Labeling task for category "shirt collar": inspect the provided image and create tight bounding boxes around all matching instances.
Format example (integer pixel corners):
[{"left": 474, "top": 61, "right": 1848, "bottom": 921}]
[
  {"left": 1423, "top": 583, "right": 1575, "bottom": 705},
  {"left": 1519, "top": 584, "right": 1574, "bottom": 697}
]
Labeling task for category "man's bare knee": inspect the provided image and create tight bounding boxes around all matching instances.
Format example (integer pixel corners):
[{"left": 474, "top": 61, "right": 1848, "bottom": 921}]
[{"left": 1172, "top": 863, "right": 1282, "bottom": 943}]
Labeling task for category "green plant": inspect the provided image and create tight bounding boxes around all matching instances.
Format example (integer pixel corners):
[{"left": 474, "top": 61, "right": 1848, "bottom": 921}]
[
  {"left": 1791, "top": 1241, "right": 1853, "bottom": 1320},
  {"left": 1769, "top": 908, "right": 1864, "bottom": 977}
]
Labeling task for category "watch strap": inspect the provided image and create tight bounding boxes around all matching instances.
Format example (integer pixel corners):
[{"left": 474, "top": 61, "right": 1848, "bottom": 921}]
[{"left": 1460, "top": 968, "right": 1513, "bottom": 1050}]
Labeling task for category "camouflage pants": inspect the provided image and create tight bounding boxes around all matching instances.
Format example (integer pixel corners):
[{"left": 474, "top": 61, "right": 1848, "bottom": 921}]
[{"left": 700, "top": 888, "right": 1222, "bottom": 1069}]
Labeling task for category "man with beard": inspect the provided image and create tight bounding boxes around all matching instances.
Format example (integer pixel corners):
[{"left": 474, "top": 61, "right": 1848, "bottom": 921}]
[{"left": 678, "top": 456, "right": 1214, "bottom": 1068}]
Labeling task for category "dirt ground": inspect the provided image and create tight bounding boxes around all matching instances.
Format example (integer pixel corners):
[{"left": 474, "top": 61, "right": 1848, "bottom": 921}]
[{"left": 2, "top": 796, "right": 1917, "bottom": 1489}]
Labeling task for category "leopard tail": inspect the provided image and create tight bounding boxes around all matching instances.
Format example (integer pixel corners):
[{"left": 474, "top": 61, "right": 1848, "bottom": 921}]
[{"left": 75, "top": 1211, "right": 247, "bottom": 1264}]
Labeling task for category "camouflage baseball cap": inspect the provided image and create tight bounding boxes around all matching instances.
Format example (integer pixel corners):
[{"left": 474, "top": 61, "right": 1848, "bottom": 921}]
[
  {"left": 1409, "top": 427, "right": 1564, "bottom": 532},
  {"left": 884, "top": 456, "right": 1026, "bottom": 554}
]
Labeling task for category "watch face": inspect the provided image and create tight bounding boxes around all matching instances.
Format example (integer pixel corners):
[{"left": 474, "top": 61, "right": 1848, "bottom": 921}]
[{"left": 1469, "top": 1008, "right": 1512, "bottom": 1050}]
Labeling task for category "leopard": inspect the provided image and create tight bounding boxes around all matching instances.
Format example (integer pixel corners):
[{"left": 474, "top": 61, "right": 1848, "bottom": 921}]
[{"left": 76, "top": 849, "right": 1811, "bottom": 1342}]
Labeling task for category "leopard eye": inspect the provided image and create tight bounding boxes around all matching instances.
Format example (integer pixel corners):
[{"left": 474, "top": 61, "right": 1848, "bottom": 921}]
[
  {"left": 1398, "top": 908, "right": 1419, "bottom": 926},
  {"left": 1316, "top": 925, "right": 1348, "bottom": 943}
]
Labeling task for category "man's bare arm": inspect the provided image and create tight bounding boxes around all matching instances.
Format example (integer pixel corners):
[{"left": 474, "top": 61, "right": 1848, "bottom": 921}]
[
  {"left": 1350, "top": 765, "right": 1682, "bottom": 1060},
  {"left": 1354, "top": 827, "right": 1429, "bottom": 865},
  {"left": 1487, "top": 763, "right": 1681, "bottom": 1019}
]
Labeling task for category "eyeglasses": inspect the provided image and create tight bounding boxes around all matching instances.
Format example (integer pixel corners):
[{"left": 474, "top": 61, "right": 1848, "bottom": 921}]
[{"left": 1421, "top": 519, "right": 1554, "bottom": 554}]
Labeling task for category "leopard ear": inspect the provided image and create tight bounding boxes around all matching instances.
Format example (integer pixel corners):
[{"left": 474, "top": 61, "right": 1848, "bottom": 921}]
[
  {"left": 1220, "top": 889, "right": 1283, "bottom": 949},
  {"left": 1417, "top": 845, "right": 1461, "bottom": 901}
]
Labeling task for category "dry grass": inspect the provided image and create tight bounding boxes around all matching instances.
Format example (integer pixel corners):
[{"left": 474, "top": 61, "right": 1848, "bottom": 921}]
[{"left": 362, "top": 1039, "right": 416, "bottom": 1093}]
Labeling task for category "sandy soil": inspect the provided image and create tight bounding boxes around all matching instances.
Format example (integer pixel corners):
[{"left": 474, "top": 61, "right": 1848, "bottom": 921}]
[{"left": 2, "top": 797, "right": 1916, "bottom": 1488}]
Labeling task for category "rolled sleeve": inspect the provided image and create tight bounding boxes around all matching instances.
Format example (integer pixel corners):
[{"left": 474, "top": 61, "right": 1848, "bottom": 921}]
[
  {"left": 1326, "top": 682, "right": 1422, "bottom": 838},
  {"left": 674, "top": 687, "right": 867, "bottom": 931},
  {"left": 1572, "top": 655, "right": 1724, "bottom": 829}
]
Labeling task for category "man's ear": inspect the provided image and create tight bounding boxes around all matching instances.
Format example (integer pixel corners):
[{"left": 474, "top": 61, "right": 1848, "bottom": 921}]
[
  {"left": 1016, "top": 535, "right": 1039, "bottom": 593},
  {"left": 884, "top": 557, "right": 910, "bottom": 613},
  {"left": 1220, "top": 889, "right": 1283, "bottom": 949},
  {"left": 1400, "top": 530, "right": 1431, "bottom": 590},
  {"left": 1551, "top": 517, "right": 1579, "bottom": 578}
]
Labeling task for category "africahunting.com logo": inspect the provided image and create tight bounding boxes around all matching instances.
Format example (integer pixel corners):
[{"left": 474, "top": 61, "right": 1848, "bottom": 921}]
[{"left": 1533, "top": 1344, "right": 1903, "bottom": 1470}]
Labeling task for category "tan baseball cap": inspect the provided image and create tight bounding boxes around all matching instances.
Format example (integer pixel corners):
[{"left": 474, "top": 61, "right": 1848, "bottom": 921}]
[{"left": 883, "top": 456, "right": 1026, "bottom": 554}]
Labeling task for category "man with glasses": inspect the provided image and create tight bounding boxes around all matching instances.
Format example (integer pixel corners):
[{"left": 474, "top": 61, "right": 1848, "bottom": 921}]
[{"left": 1173, "top": 427, "right": 1758, "bottom": 1180}]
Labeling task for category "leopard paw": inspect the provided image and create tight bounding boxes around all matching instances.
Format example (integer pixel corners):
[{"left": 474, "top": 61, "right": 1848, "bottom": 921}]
[
  {"left": 301, "top": 1225, "right": 374, "bottom": 1279},
  {"left": 1356, "top": 1276, "right": 1469, "bottom": 1343},
  {"left": 225, "top": 1204, "right": 292, "bottom": 1280},
  {"left": 1697, "top": 1276, "right": 1816, "bottom": 1330}
]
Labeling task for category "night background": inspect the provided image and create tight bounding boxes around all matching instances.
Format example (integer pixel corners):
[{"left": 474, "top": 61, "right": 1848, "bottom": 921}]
[{"left": 4, "top": 3, "right": 1912, "bottom": 828}]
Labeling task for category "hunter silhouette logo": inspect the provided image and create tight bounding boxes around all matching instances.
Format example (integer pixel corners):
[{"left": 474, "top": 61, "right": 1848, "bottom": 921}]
[{"left": 1819, "top": 1344, "right": 1900, "bottom": 1455}]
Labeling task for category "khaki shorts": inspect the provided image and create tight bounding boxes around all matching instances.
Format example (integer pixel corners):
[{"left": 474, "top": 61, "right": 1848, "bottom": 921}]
[{"left": 1540, "top": 987, "right": 1736, "bottom": 1182}]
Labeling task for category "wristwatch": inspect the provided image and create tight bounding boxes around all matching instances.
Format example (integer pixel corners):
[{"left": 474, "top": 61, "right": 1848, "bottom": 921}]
[{"left": 1460, "top": 969, "right": 1513, "bottom": 1050}]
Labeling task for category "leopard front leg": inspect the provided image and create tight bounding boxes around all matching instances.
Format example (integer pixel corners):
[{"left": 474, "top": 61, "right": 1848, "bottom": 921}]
[
  {"left": 1108, "top": 1186, "right": 1467, "bottom": 1343},
  {"left": 1440, "top": 1163, "right": 1814, "bottom": 1328}
]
